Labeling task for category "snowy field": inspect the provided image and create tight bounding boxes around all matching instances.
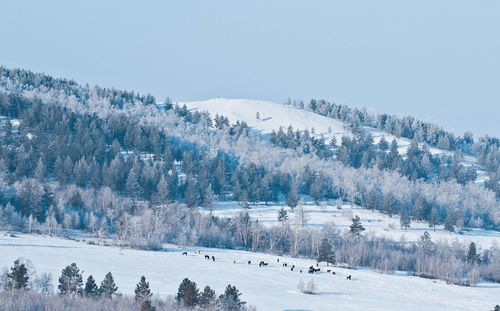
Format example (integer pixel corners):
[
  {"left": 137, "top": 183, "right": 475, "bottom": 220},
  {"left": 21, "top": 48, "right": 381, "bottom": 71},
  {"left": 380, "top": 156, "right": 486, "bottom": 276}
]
[
  {"left": 1, "top": 232, "right": 499, "bottom": 311},
  {"left": 203, "top": 200, "right": 500, "bottom": 249}
]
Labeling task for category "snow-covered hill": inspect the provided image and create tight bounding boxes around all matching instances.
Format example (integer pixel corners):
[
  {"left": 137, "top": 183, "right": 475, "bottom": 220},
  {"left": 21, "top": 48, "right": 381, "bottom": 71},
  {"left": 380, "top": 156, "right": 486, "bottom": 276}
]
[
  {"left": 180, "top": 98, "right": 487, "bottom": 178},
  {"left": 1, "top": 232, "right": 498, "bottom": 311},
  {"left": 181, "top": 98, "right": 351, "bottom": 141}
]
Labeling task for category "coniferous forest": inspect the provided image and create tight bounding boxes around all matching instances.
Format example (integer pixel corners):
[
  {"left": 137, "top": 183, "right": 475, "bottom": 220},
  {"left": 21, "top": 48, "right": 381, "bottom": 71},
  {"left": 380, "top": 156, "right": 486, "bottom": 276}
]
[{"left": 0, "top": 67, "right": 499, "bottom": 290}]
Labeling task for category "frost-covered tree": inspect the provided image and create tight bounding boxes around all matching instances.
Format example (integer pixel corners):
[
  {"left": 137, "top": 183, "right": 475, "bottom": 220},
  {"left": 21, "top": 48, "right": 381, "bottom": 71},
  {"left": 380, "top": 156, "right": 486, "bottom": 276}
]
[
  {"left": 218, "top": 284, "right": 246, "bottom": 311},
  {"left": 176, "top": 278, "right": 199, "bottom": 307},
  {"left": 58, "top": 263, "right": 83, "bottom": 297},
  {"left": 134, "top": 276, "right": 152, "bottom": 301},
  {"left": 99, "top": 272, "right": 118, "bottom": 299},
  {"left": 84, "top": 275, "right": 99, "bottom": 297},
  {"left": 350, "top": 215, "right": 365, "bottom": 235},
  {"left": 7, "top": 259, "right": 29, "bottom": 290}
]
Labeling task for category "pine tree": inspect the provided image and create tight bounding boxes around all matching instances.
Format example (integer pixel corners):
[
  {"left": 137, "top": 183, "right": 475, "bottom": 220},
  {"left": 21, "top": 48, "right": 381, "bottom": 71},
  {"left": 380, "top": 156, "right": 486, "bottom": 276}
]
[
  {"left": 383, "top": 193, "right": 397, "bottom": 217},
  {"left": 84, "top": 275, "right": 99, "bottom": 297},
  {"left": 467, "top": 242, "right": 480, "bottom": 265},
  {"left": 277, "top": 207, "right": 288, "bottom": 223},
  {"left": 58, "top": 263, "right": 83, "bottom": 296},
  {"left": 7, "top": 259, "right": 29, "bottom": 290},
  {"left": 444, "top": 213, "right": 455, "bottom": 232},
  {"left": 184, "top": 178, "right": 197, "bottom": 208},
  {"left": 199, "top": 285, "right": 216, "bottom": 306},
  {"left": 286, "top": 183, "right": 299, "bottom": 211},
  {"left": 492, "top": 305, "right": 500, "bottom": 311},
  {"left": 400, "top": 208, "right": 411, "bottom": 230},
  {"left": 350, "top": 215, "right": 365, "bottom": 235},
  {"left": 176, "top": 278, "right": 199, "bottom": 307},
  {"left": 135, "top": 276, "right": 152, "bottom": 301},
  {"left": 218, "top": 284, "right": 246, "bottom": 311},
  {"left": 317, "top": 238, "right": 335, "bottom": 266},
  {"left": 99, "top": 272, "right": 118, "bottom": 299}
]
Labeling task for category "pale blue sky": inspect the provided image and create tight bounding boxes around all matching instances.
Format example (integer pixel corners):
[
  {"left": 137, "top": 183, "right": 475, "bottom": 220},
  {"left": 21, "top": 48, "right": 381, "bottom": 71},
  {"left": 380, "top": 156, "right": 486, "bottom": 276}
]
[{"left": 1, "top": 0, "right": 499, "bottom": 137}]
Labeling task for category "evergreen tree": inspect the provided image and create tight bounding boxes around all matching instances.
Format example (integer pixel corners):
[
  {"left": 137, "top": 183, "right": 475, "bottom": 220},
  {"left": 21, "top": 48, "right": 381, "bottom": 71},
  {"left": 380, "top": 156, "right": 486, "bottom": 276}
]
[
  {"left": 135, "top": 276, "right": 152, "bottom": 301},
  {"left": 317, "top": 238, "right": 335, "bottom": 266},
  {"left": 444, "top": 213, "right": 456, "bottom": 232},
  {"left": 99, "top": 272, "right": 118, "bottom": 299},
  {"left": 199, "top": 285, "right": 216, "bottom": 306},
  {"left": 383, "top": 193, "right": 397, "bottom": 217},
  {"left": 7, "top": 259, "right": 29, "bottom": 290},
  {"left": 58, "top": 263, "right": 83, "bottom": 296},
  {"left": 309, "top": 175, "right": 324, "bottom": 204},
  {"left": 286, "top": 183, "right": 299, "bottom": 211},
  {"left": 492, "top": 305, "right": 500, "bottom": 311},
  {"left": 277, "top": 207, "right": 288, "bottom": 223},
  {"left": 184, "top": 178, "right": 197, "bottom": 208},
  {"left": 467, "top": 242, "right": 480, "bottom": 265},
  {"left": 349, "top": 215, "right": 365, "bottom": 235},
  {"left": 400, "top": 208, "right": 411, "bottom": 230},
  {"left": 176, "top": 278, "right": 199, "bottom": 307},
  {"left": 218, "top": 284, "right": 246, "bottom": 311},
  {"left": 84, "top": 275, "right": 99, "bottom": 297}
]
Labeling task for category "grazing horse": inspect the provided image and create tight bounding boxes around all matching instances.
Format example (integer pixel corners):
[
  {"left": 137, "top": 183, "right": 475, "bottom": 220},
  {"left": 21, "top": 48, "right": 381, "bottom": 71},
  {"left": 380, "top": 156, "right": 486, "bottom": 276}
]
[
  {"left": 205, "top": 255, "right": 210, "bottom": 260},
  {"left": 182, "top": 252, "right": 188, "bottom": 256},
  {"left": 308, "top": 266, "right": 320, "bottom": 274},
  {"left": 212, "top": 256, "right": 215, "bottom": 262},
  {"left": 346, "top": 275, "right": 352, "bottom": 280},
  {"left": 248, "top": 260, "right": 251, "bottom": 265},
  {"left": 332, "top": 271, "right": 336, "bottom": 275},
  {"left": 259, "top": 261, "right": 269, "bottom": 267},
  {"left": 327, "top": 269, "right": 331, "bottom": 273}
]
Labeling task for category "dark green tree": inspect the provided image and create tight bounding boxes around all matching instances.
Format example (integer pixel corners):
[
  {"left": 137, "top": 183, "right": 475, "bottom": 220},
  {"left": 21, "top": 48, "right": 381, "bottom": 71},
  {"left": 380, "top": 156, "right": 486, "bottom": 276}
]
[
  {"left": 466, "top": 242, "right": 480, "bottom": 265},
  {"left": 199, "top": 285, "right": 216, "bottom": 307},
  {"left": 277, "top": 207, "right": 288, "bottom": 223},
  {"left": 7, "top": 259, "right": 29, "bottom": 290},
  {"left": 58, "top": 263, "right": 83, "bottom": 296},
  {"left": 176, "top": 278, "right": 199, "bottom": 307},
  {"left": 317, "top": 238, "right": 335, "bottom": 266},
  {"left": 84, "top": 275, "right": 99, "bottom": 297},
  {"left": 400, "top": 208, "right": 411, "bottom": 230},
  {"left": 135, "top": 276, "right": 152, "bottom": 301},
  {"left": 99, "top": 272, "right": 118, "bottom": 299},
  {"left": 349, "top": 215, "right": 365, "bottom": 235},
  {"left": 218, "top": 284, "right": 246, "bottom": 311}
]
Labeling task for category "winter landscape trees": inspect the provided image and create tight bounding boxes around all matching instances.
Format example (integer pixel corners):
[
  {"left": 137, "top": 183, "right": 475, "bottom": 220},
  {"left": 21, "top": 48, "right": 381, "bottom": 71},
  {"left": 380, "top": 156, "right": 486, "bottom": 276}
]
[{"left": 0, "top": 66, "right": 499, "bottom": 290}]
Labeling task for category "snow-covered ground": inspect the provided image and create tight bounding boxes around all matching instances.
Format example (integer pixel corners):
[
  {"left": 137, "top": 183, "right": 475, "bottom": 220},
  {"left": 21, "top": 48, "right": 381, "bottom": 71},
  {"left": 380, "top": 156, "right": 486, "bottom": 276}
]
[
  {"left": 203, "top": 200, "right": 500, "bottom": 249},
  {"left": 0, "top": 232, "right": 498, "bottom": 311},
  {"left": 181, "top": 98, "right": 351, "bottom": 141}
]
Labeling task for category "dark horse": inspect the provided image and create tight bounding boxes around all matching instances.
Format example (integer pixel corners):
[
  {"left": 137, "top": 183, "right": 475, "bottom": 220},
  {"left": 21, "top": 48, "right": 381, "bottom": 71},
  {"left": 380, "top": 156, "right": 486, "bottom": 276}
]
[
  {"left": 182, "top": 252, "right": 188, "bottom": 256},
  {"left": 259, "top": 261, "right": 269, "bottom": 267}
]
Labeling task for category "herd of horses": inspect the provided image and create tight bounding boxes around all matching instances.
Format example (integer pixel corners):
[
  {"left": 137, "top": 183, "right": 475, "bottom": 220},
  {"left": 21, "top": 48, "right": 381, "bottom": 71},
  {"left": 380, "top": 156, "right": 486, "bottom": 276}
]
[{"left": 181, "top": 251, "right": 352, "bottom": 280}]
